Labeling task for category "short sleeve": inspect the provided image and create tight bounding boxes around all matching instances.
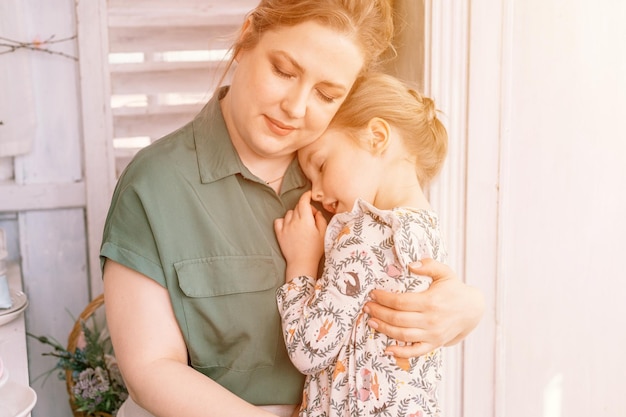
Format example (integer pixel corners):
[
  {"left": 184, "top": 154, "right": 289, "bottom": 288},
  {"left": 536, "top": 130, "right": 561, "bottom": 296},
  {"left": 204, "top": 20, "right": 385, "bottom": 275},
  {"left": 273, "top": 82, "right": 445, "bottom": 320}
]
[{"left": 100, "top": 161, "right": 166, "bottom": 286}]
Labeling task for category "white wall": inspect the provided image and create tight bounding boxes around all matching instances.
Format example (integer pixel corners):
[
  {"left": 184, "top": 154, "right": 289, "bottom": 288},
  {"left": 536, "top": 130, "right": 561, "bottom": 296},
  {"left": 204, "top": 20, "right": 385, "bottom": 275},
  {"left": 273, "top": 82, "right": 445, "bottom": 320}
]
[{"left": 465, "top": 1, "right": 626, "bottom": 416}]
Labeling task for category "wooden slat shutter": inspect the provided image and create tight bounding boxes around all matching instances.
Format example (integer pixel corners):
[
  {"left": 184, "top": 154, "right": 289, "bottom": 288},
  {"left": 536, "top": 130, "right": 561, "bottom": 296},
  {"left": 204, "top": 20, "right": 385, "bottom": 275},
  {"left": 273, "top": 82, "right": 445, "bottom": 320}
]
[{"left": 106, "top": 0, "right": 258, "bottom": 175}]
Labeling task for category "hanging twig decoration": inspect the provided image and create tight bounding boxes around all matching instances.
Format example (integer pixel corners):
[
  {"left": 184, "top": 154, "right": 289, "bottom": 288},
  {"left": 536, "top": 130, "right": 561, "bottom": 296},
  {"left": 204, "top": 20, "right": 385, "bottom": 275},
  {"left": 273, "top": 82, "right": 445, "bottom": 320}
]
[{"left": 0, "top": 34, "right": 77, "bottom": 61}]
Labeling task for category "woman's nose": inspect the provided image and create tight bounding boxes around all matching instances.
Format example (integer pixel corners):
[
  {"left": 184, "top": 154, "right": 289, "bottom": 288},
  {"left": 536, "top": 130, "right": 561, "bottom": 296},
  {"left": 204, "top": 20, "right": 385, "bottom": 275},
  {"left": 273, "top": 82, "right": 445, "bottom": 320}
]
[{"left": 281, "top": 88, "right": 307, "bottom": 119}]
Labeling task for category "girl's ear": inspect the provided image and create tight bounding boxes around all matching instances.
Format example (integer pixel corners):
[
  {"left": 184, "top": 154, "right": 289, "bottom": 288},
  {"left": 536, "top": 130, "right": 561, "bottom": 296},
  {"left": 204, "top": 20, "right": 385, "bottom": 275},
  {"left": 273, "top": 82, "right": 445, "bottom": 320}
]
[{"left": 367, "top": 117, "right": 391, "bottom": 154}]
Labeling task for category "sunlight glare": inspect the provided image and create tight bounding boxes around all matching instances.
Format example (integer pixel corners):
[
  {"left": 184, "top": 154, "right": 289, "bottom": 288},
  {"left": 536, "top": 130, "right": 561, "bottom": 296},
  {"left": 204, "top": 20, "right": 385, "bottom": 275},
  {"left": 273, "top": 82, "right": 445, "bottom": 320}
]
[{"left": 543, "top": 373, "right": 563, "bottom": 417}]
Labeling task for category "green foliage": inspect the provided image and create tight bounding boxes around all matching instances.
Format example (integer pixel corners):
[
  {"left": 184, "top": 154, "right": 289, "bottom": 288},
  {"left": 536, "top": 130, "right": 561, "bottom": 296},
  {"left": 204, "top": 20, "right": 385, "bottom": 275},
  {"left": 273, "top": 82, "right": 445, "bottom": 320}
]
[{"left": 28, "top": 315, "right": 128, "bottom": 416}]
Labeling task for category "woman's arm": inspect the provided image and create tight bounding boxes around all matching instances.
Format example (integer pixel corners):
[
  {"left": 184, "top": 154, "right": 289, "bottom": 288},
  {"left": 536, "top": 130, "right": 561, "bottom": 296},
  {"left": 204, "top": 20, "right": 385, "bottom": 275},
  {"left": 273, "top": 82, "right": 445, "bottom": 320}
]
[
  {"left": 364, "top": 258, "right": 485, "bottom": 358},
  {"left": 103, "top": 260, "right": 278, "bottom": 417}
]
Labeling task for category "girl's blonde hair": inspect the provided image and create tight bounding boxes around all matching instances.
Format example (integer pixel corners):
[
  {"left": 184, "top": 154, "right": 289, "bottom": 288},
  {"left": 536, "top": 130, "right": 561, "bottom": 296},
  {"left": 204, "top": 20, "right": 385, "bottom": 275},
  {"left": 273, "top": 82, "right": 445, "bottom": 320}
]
[
  {"left": 221, "top": 0, "right": 394, "bottom": 81},
  {"left": 329, "top": 72, "right": 448, "bottom": 185}
]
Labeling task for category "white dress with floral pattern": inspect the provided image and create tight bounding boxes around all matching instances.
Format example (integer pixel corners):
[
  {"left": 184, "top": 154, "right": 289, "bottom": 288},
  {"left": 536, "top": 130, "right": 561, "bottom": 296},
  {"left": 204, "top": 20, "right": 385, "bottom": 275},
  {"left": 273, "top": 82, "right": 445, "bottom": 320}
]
[{"left": 277, "top": 199, "right": 446, "bottom": 417}]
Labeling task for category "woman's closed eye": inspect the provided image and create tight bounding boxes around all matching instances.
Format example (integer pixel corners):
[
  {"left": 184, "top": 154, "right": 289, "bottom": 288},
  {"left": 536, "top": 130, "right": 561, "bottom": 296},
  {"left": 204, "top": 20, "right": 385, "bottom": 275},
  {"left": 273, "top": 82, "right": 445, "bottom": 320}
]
[
  {"left": 272, "top": 65, "right": 294, "bottom": 79},
  {"left": 316, "top": 89, "right": 336, "bottom": 103}
]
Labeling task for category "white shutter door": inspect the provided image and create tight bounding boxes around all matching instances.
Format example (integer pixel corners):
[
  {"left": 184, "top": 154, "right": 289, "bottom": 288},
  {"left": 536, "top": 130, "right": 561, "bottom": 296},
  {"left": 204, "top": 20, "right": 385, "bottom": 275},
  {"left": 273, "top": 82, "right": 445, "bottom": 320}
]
[{"left": 106, "top": 0, "right": 258, "bottom": 175}]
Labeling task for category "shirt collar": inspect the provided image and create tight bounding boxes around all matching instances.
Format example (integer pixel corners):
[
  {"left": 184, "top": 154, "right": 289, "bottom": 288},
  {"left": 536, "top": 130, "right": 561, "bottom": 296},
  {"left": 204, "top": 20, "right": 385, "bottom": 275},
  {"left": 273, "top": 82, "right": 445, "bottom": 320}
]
[
  {"left": 192, "top": 86, "right": 309, "bottom": 191},
  {"left": 193, "top": 87, "right": 242, "bottom": 184}
]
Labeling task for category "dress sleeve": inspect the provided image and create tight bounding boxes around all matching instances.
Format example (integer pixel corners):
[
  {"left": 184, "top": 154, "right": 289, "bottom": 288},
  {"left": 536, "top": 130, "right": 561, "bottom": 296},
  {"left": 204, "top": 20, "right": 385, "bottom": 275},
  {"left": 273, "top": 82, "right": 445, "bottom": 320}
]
[{"left": 276, "top": 216, "right": 380, "bottom": 374}]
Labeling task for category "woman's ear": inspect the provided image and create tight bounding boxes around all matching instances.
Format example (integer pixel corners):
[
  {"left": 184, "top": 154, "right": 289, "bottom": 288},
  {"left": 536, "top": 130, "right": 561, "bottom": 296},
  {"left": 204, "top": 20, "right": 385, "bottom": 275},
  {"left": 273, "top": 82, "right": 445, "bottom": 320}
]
[
  {"left": 367, "top": 117, "right": 391, "bottom": 154},
  {"left": 234, "top": 16, "right": 253, "bottom": 62}
]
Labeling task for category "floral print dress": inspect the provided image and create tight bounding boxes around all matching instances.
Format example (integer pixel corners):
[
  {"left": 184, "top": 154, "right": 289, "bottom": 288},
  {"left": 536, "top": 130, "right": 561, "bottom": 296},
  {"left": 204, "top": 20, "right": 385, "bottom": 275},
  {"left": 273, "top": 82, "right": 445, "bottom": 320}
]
[{"left": 277, "top": 199, "right": 447, "bottom": 417}]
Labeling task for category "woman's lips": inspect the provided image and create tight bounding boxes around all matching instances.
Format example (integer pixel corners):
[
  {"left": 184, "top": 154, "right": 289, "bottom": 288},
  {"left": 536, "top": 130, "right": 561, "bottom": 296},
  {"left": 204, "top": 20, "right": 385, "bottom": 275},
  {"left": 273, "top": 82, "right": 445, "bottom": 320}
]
[{"left": 265, "top": 115, "right": 296, "bottom": 136}]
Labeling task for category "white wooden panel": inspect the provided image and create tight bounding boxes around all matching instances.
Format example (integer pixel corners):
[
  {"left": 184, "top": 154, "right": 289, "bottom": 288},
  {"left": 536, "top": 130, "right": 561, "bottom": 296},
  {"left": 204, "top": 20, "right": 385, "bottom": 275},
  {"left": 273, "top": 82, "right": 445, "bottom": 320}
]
[
  {"left": 107, "top": 0, "right": 258, "bottom": 28},
  {"left": 495, "top": 0, "right": 626, "bottom": 416},
  {"left": 110, "top": 62, "right": 219, "bottom": 94},
  {"left": 112, "top": 103, "right": 202, "bottom": 116},
  {"left": 424, "top": 1, "right": 469, "bottom": 415},
  {"left": 21, "top": 210, "right": 89, "bottom": 417},
  {"left": 12, "top": 16, "right": 82, "bottom": 184},
  {"left": 108, "top": 9, "right": 251, "bottom": 28},
  {"left": 75, "top": 0, "right": 117, "bottom": 297},
  {"left": 9, "top": 2, "right": 92, "bottom": 417},
  {"left": 0, "top": 157, "right": 14, "bottom": 180},
  {"left": 0, "top": 1, "right": 36, "bottom": 157},
  {"left": 0, "top": 182, "right": 86, "bottom": 212},
  {"left": 108, "top": 26, "right": 238, "bottom": 53},
  {"left": 463, "top": 1, "right": 506, "bottom": 416},
  {"left": 113, "top": 106, "right": 201, "bottom": 139},
  {"left": 110, "top": 60, "right": 221, "bottom": 74}
]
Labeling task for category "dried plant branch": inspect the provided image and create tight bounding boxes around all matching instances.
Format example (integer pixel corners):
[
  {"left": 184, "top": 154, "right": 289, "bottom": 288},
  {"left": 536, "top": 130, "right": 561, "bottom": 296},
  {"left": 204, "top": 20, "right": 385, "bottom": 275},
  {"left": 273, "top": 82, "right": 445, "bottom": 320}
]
[{"left": 0, "top": 34, "right": 78, "bottom": 61}]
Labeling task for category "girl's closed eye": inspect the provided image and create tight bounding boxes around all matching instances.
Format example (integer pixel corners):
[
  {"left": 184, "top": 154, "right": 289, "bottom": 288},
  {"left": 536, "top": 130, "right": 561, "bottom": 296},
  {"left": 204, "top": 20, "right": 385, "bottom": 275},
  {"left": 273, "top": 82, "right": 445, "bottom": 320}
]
[{"left": 310, "top": 154, "right": 326, "bottom": 172}]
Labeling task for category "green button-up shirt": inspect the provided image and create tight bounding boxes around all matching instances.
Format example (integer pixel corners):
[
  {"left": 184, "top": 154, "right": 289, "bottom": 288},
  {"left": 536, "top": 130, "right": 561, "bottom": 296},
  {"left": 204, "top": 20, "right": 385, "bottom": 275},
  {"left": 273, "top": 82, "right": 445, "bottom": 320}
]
[{"left": 101, "top": 88, "right": 308, "bottom": 404}]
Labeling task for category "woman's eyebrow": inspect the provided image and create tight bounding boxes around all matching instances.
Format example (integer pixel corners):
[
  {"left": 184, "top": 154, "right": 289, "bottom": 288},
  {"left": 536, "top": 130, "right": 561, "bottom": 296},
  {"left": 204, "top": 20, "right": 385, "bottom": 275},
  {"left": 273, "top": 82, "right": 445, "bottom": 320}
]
[
  {"left": 273, "top": 50, "right": 305, "bottom": 74},
  {"left": 272, "top": 50, "right": 348, "bottom": 92}
]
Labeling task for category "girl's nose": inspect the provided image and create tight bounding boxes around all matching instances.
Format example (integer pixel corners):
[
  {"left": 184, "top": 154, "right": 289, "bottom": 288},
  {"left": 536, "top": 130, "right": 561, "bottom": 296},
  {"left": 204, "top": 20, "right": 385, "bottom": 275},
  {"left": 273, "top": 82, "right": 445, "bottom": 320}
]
[{"left": 311, "top": 185, "right": 323, "bottom": 202}]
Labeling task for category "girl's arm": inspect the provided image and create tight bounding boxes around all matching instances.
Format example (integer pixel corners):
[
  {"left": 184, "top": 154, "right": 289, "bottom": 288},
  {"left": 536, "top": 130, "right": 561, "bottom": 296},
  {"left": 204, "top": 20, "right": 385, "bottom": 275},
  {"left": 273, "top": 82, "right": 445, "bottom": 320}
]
[
  {"left": 273, "top": 191, "right": 327, "bottom": 281},
  {"left": 276, "top": 259, "right": 375, "bottom": 374},
  {"left": 103, "top": 260, "right": 279, "bottom": 417},
  {"left": 364, "top": 258, "right": 485, "bottom": 358},
  {"left": 275, "top": 193, "right": 376, "bottom": 373},
  {"left": 276, "top": 192, "right": 485, "bottom": 360}
]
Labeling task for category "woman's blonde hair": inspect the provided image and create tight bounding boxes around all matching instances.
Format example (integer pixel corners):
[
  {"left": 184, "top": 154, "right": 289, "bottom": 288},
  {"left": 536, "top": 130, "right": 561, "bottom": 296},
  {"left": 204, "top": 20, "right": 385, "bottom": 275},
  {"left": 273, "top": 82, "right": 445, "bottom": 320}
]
[
  {"left": 329, "top": 72, "right": 448, "bottom": 185},
  {"left": 221, "top": 0, "right": 394, "bottom": 81}
]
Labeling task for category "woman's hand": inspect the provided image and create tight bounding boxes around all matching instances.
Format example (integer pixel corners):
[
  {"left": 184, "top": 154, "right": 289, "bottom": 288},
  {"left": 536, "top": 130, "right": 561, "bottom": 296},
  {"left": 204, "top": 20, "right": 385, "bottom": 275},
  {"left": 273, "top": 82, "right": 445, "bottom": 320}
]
[{"left": 364, "top": 258, "right": 485, "bottom": 358}]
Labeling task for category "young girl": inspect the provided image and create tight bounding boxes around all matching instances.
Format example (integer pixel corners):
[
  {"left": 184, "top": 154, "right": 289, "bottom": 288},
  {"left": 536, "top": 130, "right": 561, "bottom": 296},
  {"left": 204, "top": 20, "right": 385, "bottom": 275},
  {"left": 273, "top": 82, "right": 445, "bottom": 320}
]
[{"left": 275, "top": 72, "right": 449, "bottom": 417}]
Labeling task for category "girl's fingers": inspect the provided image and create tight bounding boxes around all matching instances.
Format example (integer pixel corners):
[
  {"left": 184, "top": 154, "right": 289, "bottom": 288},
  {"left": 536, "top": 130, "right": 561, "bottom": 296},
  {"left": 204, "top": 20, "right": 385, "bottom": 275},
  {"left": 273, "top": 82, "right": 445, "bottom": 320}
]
[{"left": 274, "top": 218, "right": 284, "bottom": 233}]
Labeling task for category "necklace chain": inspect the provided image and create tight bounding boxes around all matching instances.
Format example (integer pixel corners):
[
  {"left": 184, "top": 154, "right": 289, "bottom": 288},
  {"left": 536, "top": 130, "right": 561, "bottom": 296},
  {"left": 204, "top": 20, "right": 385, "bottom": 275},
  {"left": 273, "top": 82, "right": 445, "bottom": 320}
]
[{"left": 265, "top": 174, "right": 285, "bottom": 184}]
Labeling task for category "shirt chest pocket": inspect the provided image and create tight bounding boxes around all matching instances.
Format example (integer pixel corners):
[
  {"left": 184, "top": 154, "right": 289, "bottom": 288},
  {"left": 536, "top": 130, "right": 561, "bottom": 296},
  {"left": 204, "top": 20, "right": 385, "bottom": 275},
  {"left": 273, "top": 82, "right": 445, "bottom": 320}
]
[{"left": 175, "top": 256, "right": 282, "bottom": 372}]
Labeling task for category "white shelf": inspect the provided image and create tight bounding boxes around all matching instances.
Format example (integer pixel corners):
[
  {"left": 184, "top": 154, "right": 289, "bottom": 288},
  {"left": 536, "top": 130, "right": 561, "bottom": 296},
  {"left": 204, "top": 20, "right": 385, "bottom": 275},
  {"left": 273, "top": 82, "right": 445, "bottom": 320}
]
[{"left": 0, "top": 262, "right": 33, "bottom": 417}]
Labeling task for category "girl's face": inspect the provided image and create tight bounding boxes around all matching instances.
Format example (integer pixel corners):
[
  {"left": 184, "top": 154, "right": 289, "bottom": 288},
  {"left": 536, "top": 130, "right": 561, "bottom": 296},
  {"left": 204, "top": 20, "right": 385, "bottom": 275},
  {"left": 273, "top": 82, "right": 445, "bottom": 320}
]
[
  {"left": 222, "top": 20, "right": 364, "bottom": 160},
  {"left": 298, "top": 128, "right": 381, "bottom": 214}
]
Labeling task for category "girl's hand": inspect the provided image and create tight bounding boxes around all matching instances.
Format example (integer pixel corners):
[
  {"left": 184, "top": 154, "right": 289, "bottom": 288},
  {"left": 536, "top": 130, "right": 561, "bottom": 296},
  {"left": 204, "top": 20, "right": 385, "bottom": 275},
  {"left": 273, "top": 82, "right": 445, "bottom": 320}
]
[
  {"left": 364, "top": 258, "right": 485, "bottom": 358},
  {"left": 274, "top": 191, "right": 327, "bottom": 280}
]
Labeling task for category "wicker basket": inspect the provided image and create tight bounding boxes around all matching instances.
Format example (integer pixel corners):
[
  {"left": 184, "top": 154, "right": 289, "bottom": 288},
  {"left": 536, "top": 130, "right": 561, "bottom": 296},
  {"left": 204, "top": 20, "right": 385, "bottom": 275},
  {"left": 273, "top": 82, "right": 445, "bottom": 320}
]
[{"left": 65, "top": 294, "right": 113, "bottom": 417}]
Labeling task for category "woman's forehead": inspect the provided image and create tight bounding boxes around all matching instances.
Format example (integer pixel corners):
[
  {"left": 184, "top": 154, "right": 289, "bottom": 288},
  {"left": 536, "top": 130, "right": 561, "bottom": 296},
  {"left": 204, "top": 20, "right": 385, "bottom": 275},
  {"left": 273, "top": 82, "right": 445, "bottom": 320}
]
[{"left": 258, "top": 21, "right": 364, "bottom": 86}]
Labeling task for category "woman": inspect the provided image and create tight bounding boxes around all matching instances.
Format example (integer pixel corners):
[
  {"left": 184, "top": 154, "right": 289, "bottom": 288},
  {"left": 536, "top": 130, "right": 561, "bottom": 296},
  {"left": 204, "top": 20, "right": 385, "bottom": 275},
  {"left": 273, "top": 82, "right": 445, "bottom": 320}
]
[{"left": 102, "top": 1, "right": 484, "bottom": 416}]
